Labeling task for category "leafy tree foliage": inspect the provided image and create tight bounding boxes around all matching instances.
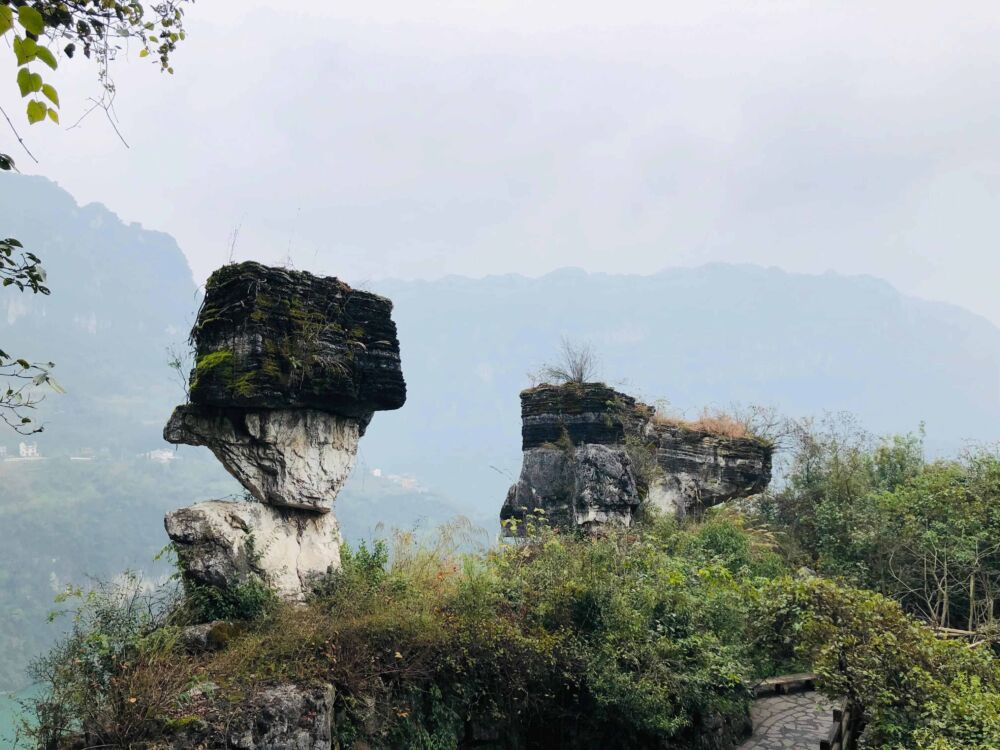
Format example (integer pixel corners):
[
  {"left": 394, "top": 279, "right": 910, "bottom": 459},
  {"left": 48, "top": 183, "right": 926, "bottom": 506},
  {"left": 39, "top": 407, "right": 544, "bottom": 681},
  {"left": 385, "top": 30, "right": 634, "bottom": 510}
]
[
  {"left": 756, "top": 416, "right": 1000, "bottom": 632},
  {"left": 0, "top": 0, "right": 190, "bottom": 127},
  {"left": 0, "top": 0, "right": 192, "bottom": 432},
  {"left": 0, "top": 235, "right": 60, "bottom": 432},
  {"left": 756, "top": 576, "right": 1000, "bottom": 749}
]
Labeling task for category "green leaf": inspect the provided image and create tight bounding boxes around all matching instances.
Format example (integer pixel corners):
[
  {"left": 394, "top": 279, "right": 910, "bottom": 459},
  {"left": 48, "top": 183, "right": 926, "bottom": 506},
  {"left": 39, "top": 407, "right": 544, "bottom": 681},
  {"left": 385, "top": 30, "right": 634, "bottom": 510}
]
[
  {"left": 46, "top": 108, "right": 58, "bottom": 124},
  {"left": 139, "top": 48, "right": 149, "bottom": 58},
  {"left": 41, "top": 83, "right": 58, "bottom": 106},
  {"left": 0, "top": 7, "right": 13, "bottom": 36},
  {"left": 16, "top": 68, "right": 31, "bottom": 97},
  {"left": 26, "top": 100, "right": 46, "bottom": 125},
  {"left": 14, "top": 36, "right": 38, "bottom": 65},
  {"left": 35, "top": 45, "right": 57, "bottom": 70},
  {"left": 17, "top": 6, "right": 44, "bottom": 36}
]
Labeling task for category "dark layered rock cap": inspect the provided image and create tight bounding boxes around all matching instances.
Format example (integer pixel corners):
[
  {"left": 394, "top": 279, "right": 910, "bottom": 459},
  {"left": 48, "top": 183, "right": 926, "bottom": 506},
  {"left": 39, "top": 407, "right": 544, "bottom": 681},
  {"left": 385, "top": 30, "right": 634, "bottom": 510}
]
[
  {"left": 187, "top": 261, "right": 405, "bottom": 418},
  {"left": 520, "top": 382, "right": 652, "bottom": 450}
]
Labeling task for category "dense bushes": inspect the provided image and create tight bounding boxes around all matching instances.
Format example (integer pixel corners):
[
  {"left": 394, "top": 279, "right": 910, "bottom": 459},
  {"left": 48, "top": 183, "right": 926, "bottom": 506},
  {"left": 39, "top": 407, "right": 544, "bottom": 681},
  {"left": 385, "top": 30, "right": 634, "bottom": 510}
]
[
  {"left": 755, "top": 576, "right": 1000, "bottom": 750},
  {"left": 199, "top": 517, "right": 774, "bottom": 748},
  {"left": 22, "top": 516, "right": 786, "bottom": 749},
  {"left": 756, "top": 417, "right": 1000, "bottom": 632},
  {"left": 22, "top": 573, "right": 188, "bottom": 749},
  {"left": 21, "top": 507, "right": 1000, "bottom": 749}
]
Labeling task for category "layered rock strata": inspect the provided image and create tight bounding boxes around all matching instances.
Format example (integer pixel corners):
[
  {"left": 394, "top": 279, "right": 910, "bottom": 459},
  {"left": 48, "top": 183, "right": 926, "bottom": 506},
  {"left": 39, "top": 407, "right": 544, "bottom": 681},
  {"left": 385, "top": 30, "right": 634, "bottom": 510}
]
[
  {"left": 501, "top": 382, "right": 773, "bottom": 531},
  {"left": 501, "top": 383, "right": 644, "bottom": 531},
  {"left": 165, "top": 262, "right": 405, "bottom": 602},
  {"left": 519, "top": 383, "right": 651, "bottom": 449},
  {"left": 188, "top": 261, "right": 405, "bottom": 416},
  {"left": 647, "top": 423, "right": 772, "bottom": 517}
]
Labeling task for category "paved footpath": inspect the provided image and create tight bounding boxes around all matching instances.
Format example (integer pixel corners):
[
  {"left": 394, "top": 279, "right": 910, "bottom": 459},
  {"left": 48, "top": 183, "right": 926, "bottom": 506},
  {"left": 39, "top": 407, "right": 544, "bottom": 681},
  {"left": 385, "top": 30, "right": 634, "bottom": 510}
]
[{"left": 737, "top": 691, "right": 835, "bottom": 750}]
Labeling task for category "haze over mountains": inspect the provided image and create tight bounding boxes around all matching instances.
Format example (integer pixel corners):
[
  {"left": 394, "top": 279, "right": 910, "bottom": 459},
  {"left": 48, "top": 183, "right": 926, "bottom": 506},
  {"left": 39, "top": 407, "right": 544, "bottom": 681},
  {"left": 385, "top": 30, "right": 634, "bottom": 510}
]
[
  {"left": 2, "top": 173, "right": 999, "bottom": 505},
  {"left": 0, "top": 173, "right": 998, "bottom": 689}
]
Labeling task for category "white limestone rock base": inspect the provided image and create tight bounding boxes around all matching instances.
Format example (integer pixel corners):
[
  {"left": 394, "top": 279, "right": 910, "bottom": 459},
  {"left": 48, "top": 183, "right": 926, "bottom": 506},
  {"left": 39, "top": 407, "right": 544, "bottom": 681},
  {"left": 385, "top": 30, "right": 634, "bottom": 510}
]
[
  {"left": 501, "top": 444, "right": 640, "bottom": 531},
  {"left": 165, "top": 499, "right": 341, "bottom": 601},
  {"left": 165, "top": 405, "right": 365, "bottom": 512}
]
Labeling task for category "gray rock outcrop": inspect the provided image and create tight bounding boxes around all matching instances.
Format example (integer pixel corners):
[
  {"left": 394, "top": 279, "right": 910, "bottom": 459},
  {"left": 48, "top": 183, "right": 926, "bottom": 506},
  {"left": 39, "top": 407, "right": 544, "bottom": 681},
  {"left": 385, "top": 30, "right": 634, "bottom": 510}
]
[
  {"left": 503, "top": 443, "right": 639, "bottom": 529},
  {"left": 501, "top": 382, "right": 773, "bottom": 531},
  {"left": 165, "top": 500, "right": 342, "bottom": 601},
  {"left": 647, "top": 422, "right": 772, "bottom": 517},
  {"left": 501, "top": 383, "right": 644, "bottom": 531},
  {"left": 165, "top": 407, "right": 362, "bottom": 512},
  {"left": 164, "top": 684, "right": 335, "bottom": 750},
  {"left": 164, "top": 262, "right": 406, "bottom": 603}
]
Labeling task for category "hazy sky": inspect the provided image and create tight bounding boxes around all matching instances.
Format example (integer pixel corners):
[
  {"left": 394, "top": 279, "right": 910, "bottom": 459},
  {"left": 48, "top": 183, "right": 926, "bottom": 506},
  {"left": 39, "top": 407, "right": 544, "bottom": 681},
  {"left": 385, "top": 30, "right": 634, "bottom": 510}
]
[{"left": 7, "top": 0, "right": 1000, "bottom": 324}]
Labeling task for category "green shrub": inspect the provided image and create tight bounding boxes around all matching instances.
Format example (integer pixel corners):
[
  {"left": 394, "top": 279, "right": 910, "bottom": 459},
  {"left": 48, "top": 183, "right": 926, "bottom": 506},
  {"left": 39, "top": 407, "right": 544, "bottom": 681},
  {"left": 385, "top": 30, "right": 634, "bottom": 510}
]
[
  {"left": 182, "top": 576, "right": 277, "bottom": 623},
  {"left": 756, "top": 417, "right": 1000, "bottom": 633},
  {"left": 35, "top": 514, "right": 1000, "bottom": 749},
  {"left": 21, "top": 572, "right": 188, "bottom": 749},
  {"left": 754, "top": 576, "right": 1000, "bottom": 750}
]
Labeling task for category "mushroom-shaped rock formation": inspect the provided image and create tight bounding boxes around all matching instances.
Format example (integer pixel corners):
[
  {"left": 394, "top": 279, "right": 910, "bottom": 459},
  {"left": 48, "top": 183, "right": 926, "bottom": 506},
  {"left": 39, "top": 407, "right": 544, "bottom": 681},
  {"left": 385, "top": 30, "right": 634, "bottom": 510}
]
[
  {"left": 501, "top": 383, "right": 645, "bottom": 531},
  {"left": 501, "top": 382, "right": 773, "bottom": 531},
  {"left": 165, "top": 261, "right": 405, "bottom": 512},
  {"left": 164, "top": 262, "right": 405, "bottom": 603}
]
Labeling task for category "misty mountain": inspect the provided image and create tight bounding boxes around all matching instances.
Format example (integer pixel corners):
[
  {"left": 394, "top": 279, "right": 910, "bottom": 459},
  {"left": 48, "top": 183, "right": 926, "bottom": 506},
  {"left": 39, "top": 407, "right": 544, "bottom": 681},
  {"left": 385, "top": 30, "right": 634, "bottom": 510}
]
[
  {"left": 2, "top": 173, "right": 998, "bottom": 509},
  {"left": 0, "top": 174, "right": 197, "bottom": 454},
  {"left": 365, "top": 266, "right": 1000, "bottom": 513}
]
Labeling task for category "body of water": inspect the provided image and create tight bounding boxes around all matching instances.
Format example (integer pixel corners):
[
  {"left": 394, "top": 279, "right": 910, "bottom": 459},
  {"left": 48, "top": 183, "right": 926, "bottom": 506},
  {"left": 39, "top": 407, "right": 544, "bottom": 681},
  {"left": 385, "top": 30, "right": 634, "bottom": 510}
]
[{"left": 1, "top": 687, "right": 38, "bottom": 747}]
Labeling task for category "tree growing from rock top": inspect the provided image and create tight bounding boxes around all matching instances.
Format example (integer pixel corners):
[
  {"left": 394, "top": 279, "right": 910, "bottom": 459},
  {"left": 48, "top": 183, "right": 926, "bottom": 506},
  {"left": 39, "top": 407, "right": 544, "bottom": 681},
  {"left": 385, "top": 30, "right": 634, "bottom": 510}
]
[
  {"left": 0, "top": 0, "right": 193, "bottom": 432},
  {"left": 533, "top": 337, "right": 600, "bottom": 385}
]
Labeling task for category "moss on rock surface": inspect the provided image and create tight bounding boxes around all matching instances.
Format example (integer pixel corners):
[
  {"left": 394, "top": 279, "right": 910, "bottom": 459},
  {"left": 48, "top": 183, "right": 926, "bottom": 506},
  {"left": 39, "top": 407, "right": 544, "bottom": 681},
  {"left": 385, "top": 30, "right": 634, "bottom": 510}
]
[{"left": 188, "top": 261, "right": 405, "bottom": 418}]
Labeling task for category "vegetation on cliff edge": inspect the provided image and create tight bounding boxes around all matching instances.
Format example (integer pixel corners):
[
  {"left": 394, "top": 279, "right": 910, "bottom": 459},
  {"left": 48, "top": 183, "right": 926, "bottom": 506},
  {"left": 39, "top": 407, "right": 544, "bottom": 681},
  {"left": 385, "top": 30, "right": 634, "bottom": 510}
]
[{"left": 19, "top": 504, "right": 1000, "bottom": 750}]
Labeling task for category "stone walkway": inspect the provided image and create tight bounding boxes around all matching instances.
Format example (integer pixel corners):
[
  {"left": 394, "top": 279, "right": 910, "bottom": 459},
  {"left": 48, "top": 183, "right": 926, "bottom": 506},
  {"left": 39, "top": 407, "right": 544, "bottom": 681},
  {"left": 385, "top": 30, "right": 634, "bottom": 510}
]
[{"left": 737, "top": 690, "right": 836, "bottom": 750}]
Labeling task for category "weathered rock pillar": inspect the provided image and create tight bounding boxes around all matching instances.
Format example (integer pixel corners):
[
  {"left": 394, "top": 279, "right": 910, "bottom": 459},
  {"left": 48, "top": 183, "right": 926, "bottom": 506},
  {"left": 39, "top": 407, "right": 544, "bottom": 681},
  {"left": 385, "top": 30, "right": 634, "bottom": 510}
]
[
  {"left": 501, "top": 381, "right": 773, "bottom": 531},
  {"left": 501, "top": 383, "right": 647, "bottom": 531},
  {"left": 164, "top": 261, "right": 406, "bottom": 602}
]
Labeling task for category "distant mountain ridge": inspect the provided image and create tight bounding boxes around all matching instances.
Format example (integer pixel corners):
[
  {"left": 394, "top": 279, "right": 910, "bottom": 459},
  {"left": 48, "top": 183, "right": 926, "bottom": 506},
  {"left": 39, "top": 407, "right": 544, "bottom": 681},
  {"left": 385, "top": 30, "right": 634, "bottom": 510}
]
[
  {"left": 2, "top": 174, "right": 997, "bottom": 509},
  {"left": 366, "top": 263, "right": 1000, "bottom": 511},
  {"left": 0, "top": 174, "right": 197, "bottom": 454}
]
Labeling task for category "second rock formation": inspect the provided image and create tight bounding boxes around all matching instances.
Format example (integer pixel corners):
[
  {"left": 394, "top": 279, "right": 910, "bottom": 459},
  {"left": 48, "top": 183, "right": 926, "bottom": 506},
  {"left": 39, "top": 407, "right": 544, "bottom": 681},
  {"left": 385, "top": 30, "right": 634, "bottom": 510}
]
[{"left": 501, "top": 381, "right": 773, "bottom": 532}]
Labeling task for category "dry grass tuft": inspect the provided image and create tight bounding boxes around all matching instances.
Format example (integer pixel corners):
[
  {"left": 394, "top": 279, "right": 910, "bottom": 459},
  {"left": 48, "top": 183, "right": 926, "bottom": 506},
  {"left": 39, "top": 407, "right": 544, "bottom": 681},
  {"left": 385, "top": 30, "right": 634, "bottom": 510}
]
[{"left": 652, "top": 408, "right": 752, "bottom": 439}]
